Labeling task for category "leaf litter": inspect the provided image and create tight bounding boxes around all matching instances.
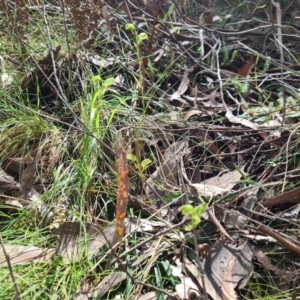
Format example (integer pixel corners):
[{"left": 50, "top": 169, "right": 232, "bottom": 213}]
[{"left": 1, "top": 0, "right": 300, "bottom": 299}]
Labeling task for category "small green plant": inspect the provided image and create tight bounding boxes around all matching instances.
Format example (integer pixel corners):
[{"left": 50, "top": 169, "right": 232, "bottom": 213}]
[
  {"left": 228, "top": 76, "right": 250, "bottom": 94},
  {"left": 181, "top": 202, "right": 207, "bottom": 231},
  {"left": 127, "top": 153, "right": 152, "bottom": 174},
  {"left": 75, "top": 75, "right": 116, "bottom": 208},
  {"left": 124, "top": 24, "right": 148, "bottom": 64},
  {"left": 263, "top": 55, "right": 271, "bottom": 73},
  {"left": 80, "top": 75, "right": 115, "bottom": 138},
  {"left": 125, "top": 23, "right": 148, "bottom": 109},
  {"left": 221, "top": 48, "right": 238, "bottom": 66}
]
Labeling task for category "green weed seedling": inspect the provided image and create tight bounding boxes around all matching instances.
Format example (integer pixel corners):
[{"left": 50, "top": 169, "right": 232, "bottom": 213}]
[
  {"left": 181, "top": 202, "right": 207, "bottom": 231},
  {"left": 125, "top": 23, "right": 148, "bottom": 109},
  {"left": 127, "top": 153, "right": 152, "bottom": 174}
]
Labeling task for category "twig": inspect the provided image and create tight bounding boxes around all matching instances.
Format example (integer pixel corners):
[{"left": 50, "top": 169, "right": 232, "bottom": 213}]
[
  {"left": 262, "top": 186, "right": 300, "bottom": 207},
  {"left": 282, "top": 124, "right": 300, "bottom": 192},
  {"left": 181, "top": 157, "right": 235, "bottom": 244},
  {"left": 271, "top": 0, "right": 286, "bottom": 125},
  {"left": 237, "top": 211, "right": 300, "bottom": 255},
  {"left": 41, "top": 2, "right": 82, "bottom": 128},
  {"left": 59, "top": 0, "right": 72, "bottom": 87},
  {"left": 192, "top": 228, "right": 208, "bottom": 300},
  {"left": 206, "top": 203, "right": 235, "bottom": 244},
  {"left": 126, "top": 0, "right": 200, "bottom": 66},
  {"left": 90, "top": 217, "right": 188, "bottom": 274},
  {"left": 255, "top": 223, "right": 300, "bottom": 256},
  {"left": 0, "top": 235, "right": 22, "bottom": 300},
  {"left": 133, "top": 280, "right": 178, "bottom": 299},
  {"left": 124, "top": 0, "right": 134, "bottom": 24},
  {"left": 8, "top": 98, "right": 115, "bottom": 155}
]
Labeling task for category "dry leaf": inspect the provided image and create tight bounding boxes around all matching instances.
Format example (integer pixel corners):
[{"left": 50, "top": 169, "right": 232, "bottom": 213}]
[
  {"left": 215, "top": 205, "right": 248, "bottom": 230},
  {"left": 0, "top": 244, "right": 54, "bottom": 266},
  {"left": 183, "top": 109, "right": 202, "bottom": 121},
  {"left": 20, "top": 147, "right": 42, "bottom": 199},
  {"left": 204, "top": 237, "right": 253, "bottom": 299},
  {"left": 0, "top": 168, "right": 18, "bottom": 196},
  {"left": 170, "top": 68, "right": 190, "bottom": 100},
  {"left": 184, "top": 257, "right": 220, "bottom": 300},
  {"left": 171, "top": 262, "right": 201, "bottom": 299},
  {"left": 185, "top": 237, "right": 253, "bottom": 300},
  {"left": 76, "top": 241, "right": 170, "bottom": 299},
  {"left": 253, "top": 248, "right": 292, "bottom": 290},
  {"left": 226, "top": 109, "right": 258, "bottom": 130},
  {"left": 75, "top": 272, "right": 127, "bottom": 300},
  {"left": 51, "top": 222, "right": 116, "bottom": 263},
  {"left": 0, "top": 168, "right": 17, "bottom": 186},
  {"left": 138, "top": 292, "right": 157, "bottom": 300},
  {"left": 198, "top": 243, "right": 210, "bottom": 257},
  {"left": 146, "top": 140, "right": 188, "bottom": 199},
  {"left": 191, "top": 168, "right": 244, "bottom": 198},
  {"left": 124, "top": 218, "right": 168, "bottom": 233}
]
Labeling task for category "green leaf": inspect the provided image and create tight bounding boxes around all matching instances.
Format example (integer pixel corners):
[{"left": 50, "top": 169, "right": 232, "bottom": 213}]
[
  {"left": 141, "top": 158, "right": 152, "bottom": 170},
  {"left": 181, "top": 205, "right": 195, "bottom": 215},
  {"left": 137, "top": 32, "right": 148, "bottom": 42},
  {"left": 103, "top": 77, "right": 115, "bottom": 87},
  {"left": 126, "top": 153, "right": 137, "bottom": 162},
  {"left": 195, "top": 203, "right": 207, "bottom": 216},
  {"left": 161, "top": 260, "right": 177, "bottom": 287},
  {"left": 92, "top": 75, "right": 102, "bottom": 82},
  {"left": 184, "top": 224, "right": 194, "bottom": 231},
  {"left": 104, "top": 108, "right": 118, "bottom": 135},
  {"left": 125, "top": 23, "right": 136, "bottom": 32},
  {"left": 181, "top": 203, "right": 207, "bottom": 231}
]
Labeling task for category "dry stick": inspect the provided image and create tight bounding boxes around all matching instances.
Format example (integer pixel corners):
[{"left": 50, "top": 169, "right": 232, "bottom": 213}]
[
  {"left": 8, "top": 98, "right": 115, "bottom": 157},
  {"left": 238, "top": 0, "right": 265, "bottom": 32},
  {"left": 109, "top": 251, "right": 177, "bottom": 299},
  {"left": 206, "top": 204, "right": 235, "bottom": 244},
  {"left": 0, "top": 235, "right": 22, "bottom": 300},
  {"left": 96, "top": 217, "right": 189, "bottom": 272},
  {"left": 20, "top": 147, "right": 42, "bottom": 199},
  {"left": 271, "top": 0, "right": 286, "bottom": 126},
  {"left": 123, "top": 0, "right": 147, "bottom": 96},
  {"left": 134, "top": 236, "right": 164, "bottom": 299},
  {"left": 211, "top": 36, "right": 248, "bottom": 245},
  {"left": 90, "top": 191, "right": 187, "bottom": 280},
  {"left": 101, "top": 237, "right": 178, "bottom": 299},
  {"left": 180, "top": 157, "right": 235, "bottom": 244},
  {"left": 133, "top": 281, "right": 177, "bottom": 299},
  {"left": 256, "top": 203, "right": 300, "bottom": 228},
  {"left": 237, "top": 41, "right": 297, "bottom": 77},
  {"left": 238, "top": 211, "right": 300, "bottom": 256},
  {"left": 262, "top": 185, "right": 300, "bottom": 207},
  {"left": 178, "top": 157, "right": 208, "bottom": 298},
  {"left": 159, "top": 2, "right": 273, "bottom": 39},
  {"left": 281, "top": 124, "right": 300, "bottom": 193},
  {"left": 89, "top": 200, "right": 187, "bottom": 274},
  {"left": 121, "top": 218, "right": 188, "bottom": 260},
  {"left": 213, "top": 35, "right": 248, "bottom": 135},
  {"left": 59, "top": 0, "right": 72, "bottom": 88},
  {"left": 41, "top": 4, "right": 82, "bottom": 129},
  {"left": 192, "top": 228, "right": 208, "bottom": 300},
  {"left": 126, "top": 0, "right": 200, "bottom": 66},
  {"left": 89, "top": 219, "right": 187, "bottom": 299},
  {"left": 154, "top": 18, "right": 273, "bottom": 40},
  {"left": 16, "top": 34, "right": 84, "bottom": 130},
  {"left": 66, "top": 221, "right": 142, "bottom": 300},
  {"left": 255, "top": 222, "right": 300, "bottom": 256},
  {"left": 124, "top": 0, "right": 134, "bottom": 24}
]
